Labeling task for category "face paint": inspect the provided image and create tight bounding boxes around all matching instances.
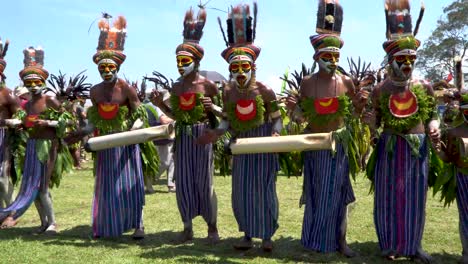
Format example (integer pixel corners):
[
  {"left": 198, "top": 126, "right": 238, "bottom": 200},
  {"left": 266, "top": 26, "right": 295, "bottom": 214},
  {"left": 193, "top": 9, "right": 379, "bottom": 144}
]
[
  {"left": 391, "top": 54, "right": 416, "bottom": 80},
  {"left": 24, "top": 78, "right": 45, "bottom": 95},
  {"left": 98, "top": 62, "right": 118, "bottom": 82},
  {"left": 229, "top": 60, "right": 252, "bottom": 88},
  {"left": 176, "top": 55, "right": 195, "bottom": 77},
  {"left": 317, "top": 52, "right": 339, "bottom": 74}
]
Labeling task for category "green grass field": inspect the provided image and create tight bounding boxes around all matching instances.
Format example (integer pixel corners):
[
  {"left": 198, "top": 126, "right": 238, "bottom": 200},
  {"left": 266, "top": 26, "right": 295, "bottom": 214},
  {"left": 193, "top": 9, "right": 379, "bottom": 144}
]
[{"left": 0, "top": 160, "right": 463, "bottom": 264}]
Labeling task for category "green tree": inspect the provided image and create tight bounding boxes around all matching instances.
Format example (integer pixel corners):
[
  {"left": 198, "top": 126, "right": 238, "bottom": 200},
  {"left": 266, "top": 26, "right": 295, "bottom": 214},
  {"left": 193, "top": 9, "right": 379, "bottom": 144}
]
[{"left": 416, "top": 0, "right": 468, "bottom": 81}]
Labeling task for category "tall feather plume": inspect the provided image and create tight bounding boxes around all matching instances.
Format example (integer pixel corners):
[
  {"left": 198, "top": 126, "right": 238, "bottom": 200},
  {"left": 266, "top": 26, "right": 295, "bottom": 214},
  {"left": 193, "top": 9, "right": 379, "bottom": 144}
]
[
  {"left": 413, "top": 1, "right": 425, "bottom": 37},
  {"left": 23, "top": 48, "right": 32, "bottom": 67},
  {"left": 183, "top": 7, "right": 206, "bottom": 43},
  {"left": 316, "top": 0, "right": 343, "bottom": 35},
  {"left": 113, "top": 16, "right": 127, "bottom": 30},
  {"left": 252, "top": 1, "right": 258, "bottom": 41},
  {"left": 98, "top": 19, "right": 110, "bottom": 30},
  {"left": 35, "top": 47, "right": 45, "bottom": 67},
  {"left": 385, "top": 3, "right": 390, "bottom": 39},
  {"left": 0, "top": 39, "right": 9, "bottom": 58},
  {"left": 217, "top": 17, "right": 229, "bottom": 47},
  {"left": 385, "top": 0, "right": 412, "bottom": 39}
]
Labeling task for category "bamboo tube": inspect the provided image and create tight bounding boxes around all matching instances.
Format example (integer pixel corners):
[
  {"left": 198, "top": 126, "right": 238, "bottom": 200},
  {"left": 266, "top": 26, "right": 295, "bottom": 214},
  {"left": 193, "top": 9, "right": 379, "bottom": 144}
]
[
  {"left": 460, "top": 137, "right": 468, "bottom": 158},
  {"left": 230, "top": 132, "right": 334, "bottom": 154},
  {"left": 86, "top": 124, "right": 174, "bottom": 151},
  {"left": 3, "top": 119, "right": 58, "bottom": 127}
]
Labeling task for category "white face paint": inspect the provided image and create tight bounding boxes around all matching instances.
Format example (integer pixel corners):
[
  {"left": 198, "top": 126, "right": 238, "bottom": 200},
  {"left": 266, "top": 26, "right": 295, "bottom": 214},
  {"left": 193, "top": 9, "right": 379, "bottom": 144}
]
[
  {"left": 391, "top": 59, "right": 413, "bottom": 80},
  {"left": 179, "top": 62, "right": 195, "bottom": 77},
  {"left": 229, "top": 60, "right": 253, "bottom": 88},
  {"left": 28, "top": 86, "right": 44, "bottom": 95},
  {"left": 24, "top": 78, "right": 45, "bottom": 95},
  {"left": 318, "top": 58, "right": 336, "bottom": 74},
  {"left": 316, "top": 52, "right": 339, "bottom": 74},
  {"left": 98, "top": 60, "right": 119, "bottom": 83},
  {"left": 232, "top": 71, "right": 252, "bottom": 88}
]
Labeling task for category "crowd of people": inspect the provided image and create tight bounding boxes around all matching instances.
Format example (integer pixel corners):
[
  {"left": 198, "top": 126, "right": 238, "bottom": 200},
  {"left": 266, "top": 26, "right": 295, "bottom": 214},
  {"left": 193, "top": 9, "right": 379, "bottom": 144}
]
[{"left": 0, "top": 1, "right": 466, "bottom": 264}]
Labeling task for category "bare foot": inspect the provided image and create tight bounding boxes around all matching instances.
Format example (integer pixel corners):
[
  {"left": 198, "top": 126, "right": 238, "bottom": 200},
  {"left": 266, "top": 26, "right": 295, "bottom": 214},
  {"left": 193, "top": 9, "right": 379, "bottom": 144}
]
[
  {"left": 412, "top": 248, "right": 432, "bottom": 264},
  {"left": 206, "top": 225, "right": 220, "bottom": 244},
  {"left": 132, "top": 227, "right": 145, "bottom": 240},
  {"left": 32, "top": 225, "right": 48, "bottom": 235},
  {"left": 233, "top": 237, "right": 253, "bottom": 250},
  {"left": 44, "top": 223, "right": 58, "bottom": 235},
  {"left": 206, "top": 232, "right": 220, "bottom": 245},
  {"left": 262, "top": 239, "right": 273, "bottom": 252},
  {"left": 0, "top": 215, "right": 18, "bottom": 229},
  {"left": 339, "top": 244, "right": 357, "bottom": 258},
  {"left": 175, "top": 228, "right": 193, "bottom": 244}
]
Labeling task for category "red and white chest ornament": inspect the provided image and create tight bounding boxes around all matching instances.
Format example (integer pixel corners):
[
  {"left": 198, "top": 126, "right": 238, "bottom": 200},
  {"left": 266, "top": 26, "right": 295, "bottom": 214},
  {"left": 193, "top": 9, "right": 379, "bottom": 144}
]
[
  {"left": 314, "top": 97, "right": 339, "bottom": 115},
  {"left": 98, "top": 103, "right": 120, "bottom": 120},
  {"left": 179, "top": 92, "right": 196, "bottom": 111},
  {"left": 388, "top": 90, "right": 418, "bottom": 118},
  {"left": 25, "top": 114, "right": 39, "bottom": 128},
  {"left": 235, "top": 99, "right": 257, "bottom": 121}
]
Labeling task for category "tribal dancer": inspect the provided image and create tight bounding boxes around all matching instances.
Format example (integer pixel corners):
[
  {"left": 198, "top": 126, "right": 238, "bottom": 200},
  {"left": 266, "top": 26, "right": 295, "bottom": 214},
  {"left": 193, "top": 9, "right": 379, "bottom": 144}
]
[
  {"left": 0, "top": 38, "right": 18, "bottom": 208},
  {"left": 71, "top": 16, "right": 158, "bottom": 239},
  {"left": 285, "top": 0, "right": 366, "bottom": 257},
  {"left": 363, "top": 1, "right": 439, "bottom": 262},
  {"left": 434, "top": 59, "right": 467, "bottom": 264},
  {"left": 198, "top": 2, "right": 281, "bottom": 252},
  {"left": 0, "top": 46, "right": 73, "bottom": 233},
  {"left": 151, "top": 7, "right": 220, "bottom": 243}
]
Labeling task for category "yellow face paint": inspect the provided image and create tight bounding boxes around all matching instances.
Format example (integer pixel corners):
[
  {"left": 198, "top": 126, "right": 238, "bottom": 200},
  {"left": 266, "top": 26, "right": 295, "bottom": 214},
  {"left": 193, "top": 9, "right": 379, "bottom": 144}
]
[
  {"left": 229, "top": 61, "right": 252, "bottom": 73},
  {"left": 24, "top": 79, "right": 44, "bottom": 88},
  {"left": 319, "top": 52, "right": 340, "bottom": 63},
  {"left": 176, "top": 55, "right": 194, "bottom": 67},
  {"left": 98, "top": 63, "right": 117, "bottom": 73}
]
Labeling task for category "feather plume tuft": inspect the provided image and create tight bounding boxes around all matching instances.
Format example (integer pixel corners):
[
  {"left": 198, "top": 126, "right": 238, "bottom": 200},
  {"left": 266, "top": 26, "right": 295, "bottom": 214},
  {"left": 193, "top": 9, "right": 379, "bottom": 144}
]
[
  {"left": 98, "top": 19, "right": 109, "bottom": 31},
  {"left": 113, "top": 16, "right": 127, "bottom": 30}
]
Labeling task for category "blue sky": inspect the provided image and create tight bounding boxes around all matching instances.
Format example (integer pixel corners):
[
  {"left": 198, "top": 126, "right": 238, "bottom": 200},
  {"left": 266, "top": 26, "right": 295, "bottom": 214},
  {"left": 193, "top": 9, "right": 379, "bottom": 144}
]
[{"left": 1, "top": 0, "right": 454, "bottom": 93}]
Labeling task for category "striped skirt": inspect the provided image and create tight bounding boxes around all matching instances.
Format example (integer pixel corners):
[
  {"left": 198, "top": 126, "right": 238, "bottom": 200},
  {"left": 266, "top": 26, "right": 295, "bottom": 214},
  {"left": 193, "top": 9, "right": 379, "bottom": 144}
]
[
  {"left": 232, "top": 123, "right": 279, "bottom": 239},
  {"left": 301, "top": 144, "right": 355, "bottom": 252},
  {"left": 0, "top": 128, "right": 13, "bottom": 207},
  {"left": 93, "top": 144, "right": 145, "bottom": 237},
  {"left": 0, "top": 139, "right": 46, "bottom": 221},
  {"left": 174, "top": 123, "right": 215, "bottom": 224},
  {"left": 457, "top": 170, "right": 468, "bottom": 250},
  {"left": 373, "top": 133, "right": 428, "bottom": 256}
]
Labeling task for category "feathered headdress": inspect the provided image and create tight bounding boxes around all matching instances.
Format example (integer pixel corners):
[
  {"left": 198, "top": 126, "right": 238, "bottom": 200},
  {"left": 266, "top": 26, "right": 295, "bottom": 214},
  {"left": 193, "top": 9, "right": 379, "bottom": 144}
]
[
  {"left": 19, "top": 46, "right": 49, "bottom": 81},
  {"left": 310, "top": 0, "right": 344, "bottom": 60},
  {"left": 219, "top": 2, "right": 261, "bottom": 63},
  {"left": 46, "top": 70, "right": 91, "bottom": 101},
  {"left": 175, "top": 7, "right": 207, "bottom": 61},
  {"left": 93, "top": 15, "right": 127, "bottom": 65},
  {"left": 383, "top": 0, "right": 425, "bottom": 62},
  {"left": 0, "top": 38, "right": 9, "bottom": 80}
]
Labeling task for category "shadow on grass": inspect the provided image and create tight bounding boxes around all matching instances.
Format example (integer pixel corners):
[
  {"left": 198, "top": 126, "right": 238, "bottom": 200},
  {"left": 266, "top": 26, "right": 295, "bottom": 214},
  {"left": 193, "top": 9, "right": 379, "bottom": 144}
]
[
  {"left": 137, "top": 235, "right": 393, "bottom": 263},
  {"left": 0, "top": 226, "right": 460, "bottom": 263},
  {"left": 345, "top": 241, "right": 461, "bottom": 264}
]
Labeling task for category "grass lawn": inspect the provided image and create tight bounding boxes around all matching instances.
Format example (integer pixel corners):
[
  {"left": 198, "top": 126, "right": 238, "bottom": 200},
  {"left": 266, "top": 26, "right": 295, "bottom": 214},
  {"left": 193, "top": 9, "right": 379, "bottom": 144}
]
[{"left": 0, "top": 160, "right": 463, "bottom": 264}]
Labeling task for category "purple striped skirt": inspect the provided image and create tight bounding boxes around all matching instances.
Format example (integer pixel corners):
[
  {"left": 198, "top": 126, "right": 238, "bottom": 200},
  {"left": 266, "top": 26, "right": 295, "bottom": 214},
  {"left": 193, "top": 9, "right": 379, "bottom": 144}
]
[
  {"left": 174, "top": 123, "right": 215, "bottom": 224},
  {"left": 373, "top": 133, "right": 428, "bottom": 256},
  {"left": 232, "top": 123, "right": 279, "bottom": 239},
  {"left": 457, "top": 170, "right": 468, "bottom": 249},
  {"left": 0, "top": 139, "right": 46, "bottom": 221},
  {"left": 301, "top": 143, "right": 355, "bottom": 252},
  {"left": 93, "top": 144, "right": 145, "bottom": 237}
]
